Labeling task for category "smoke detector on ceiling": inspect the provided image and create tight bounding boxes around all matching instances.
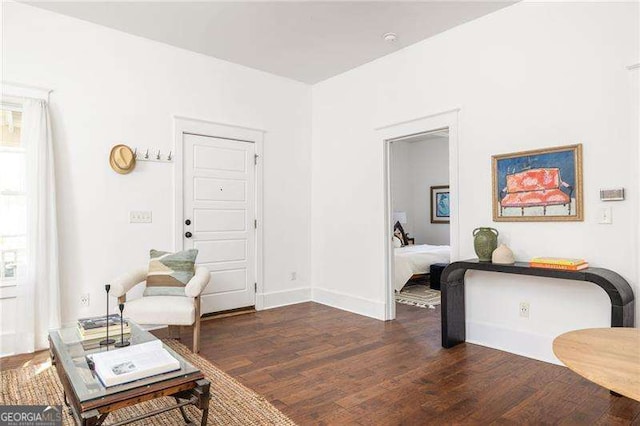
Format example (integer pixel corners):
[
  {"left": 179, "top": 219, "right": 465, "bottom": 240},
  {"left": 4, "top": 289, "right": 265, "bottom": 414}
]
[{"left": 382, "top": 32, "right": 398, "bottom": 42}]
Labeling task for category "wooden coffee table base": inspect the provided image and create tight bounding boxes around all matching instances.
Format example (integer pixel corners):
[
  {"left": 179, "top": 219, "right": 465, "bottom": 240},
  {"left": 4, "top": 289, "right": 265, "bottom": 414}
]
[
  {"left": 71, "top": 380, "right": 211, "bottom": 426},
  {"left": 50, "top": 341, "right": 210, "bottom": 426}
]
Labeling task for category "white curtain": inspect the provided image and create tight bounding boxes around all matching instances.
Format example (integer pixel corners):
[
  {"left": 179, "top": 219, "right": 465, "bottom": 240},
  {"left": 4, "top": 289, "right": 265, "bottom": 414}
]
[{"left": 14, "top": 99, "right": 61, "bottom": 353}]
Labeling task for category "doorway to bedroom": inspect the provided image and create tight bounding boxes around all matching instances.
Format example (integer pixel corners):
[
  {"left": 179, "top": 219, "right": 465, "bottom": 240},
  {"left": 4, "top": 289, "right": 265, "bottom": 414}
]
[{"left": 389, "top": 130, "right": 451, "bottom": 316}]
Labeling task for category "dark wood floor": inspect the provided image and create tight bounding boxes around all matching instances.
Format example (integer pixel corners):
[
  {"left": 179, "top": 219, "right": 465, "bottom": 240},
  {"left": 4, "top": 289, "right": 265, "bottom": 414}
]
[
  {"left": 2, "top": 302, "right": 639, "bottom": 425},
  {"left": 174, "top": 302, "right": 640, "bottom": 425}
]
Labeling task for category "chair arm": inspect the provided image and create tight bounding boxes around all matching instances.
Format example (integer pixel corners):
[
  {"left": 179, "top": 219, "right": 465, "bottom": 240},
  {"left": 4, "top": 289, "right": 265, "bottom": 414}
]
[
  {"left": 111, "top": 266, "right": 148, "bottom": 298},
  {"left": 560, "top": 181, "right": 574, "bottom": 197},
  {"left": 185, "top": 266, "right": 211, "bottom": 297}
]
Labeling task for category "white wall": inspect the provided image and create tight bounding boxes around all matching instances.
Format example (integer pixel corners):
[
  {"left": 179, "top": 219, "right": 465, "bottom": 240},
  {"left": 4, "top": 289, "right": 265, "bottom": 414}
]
[
  {"left": 390, "top": 140, "right": 413, "bottom": 234},
  {"left": 410, "top": 137, "right": 450, "bottom": 245},
  {"left": 391, "top": 137, "right": 450, "bottom": 245},
  {"left": 2, "top": 2, "right": 312, "bottom": 354},
  {"left": 311, "top": 1, "right": 639, "bottom": 363}
]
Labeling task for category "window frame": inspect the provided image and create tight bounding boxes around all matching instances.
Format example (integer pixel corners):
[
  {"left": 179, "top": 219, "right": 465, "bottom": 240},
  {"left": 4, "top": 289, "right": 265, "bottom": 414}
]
[{"left": 0, "top": 102, "right": 25, "bottom": 287}]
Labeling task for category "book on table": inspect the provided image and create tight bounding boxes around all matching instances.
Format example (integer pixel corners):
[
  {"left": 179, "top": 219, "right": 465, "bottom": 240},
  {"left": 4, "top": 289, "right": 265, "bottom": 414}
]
[
  {"left": 78, "top": 326, "right": 131, "bottom": 340},
  {"left": 529, "top": 262, "right": 589, "bottom": 271},
  {"left": 78, "top": 314, "right": 122, "bottom": 330},
  {"left": 529, "top": 257, "right": 588, "bottom": 271},
  {"left": 81, "top": 333, "right": 132, "bottom": 350},
  {"left": 89, "top": 340, "right": 180, "bottom": 387},
  {"left": 78, "top": 314, "right": 130, "bottom": 340},
  {"left": 529, "top": 257, "right": 587, "bottom": 266}
]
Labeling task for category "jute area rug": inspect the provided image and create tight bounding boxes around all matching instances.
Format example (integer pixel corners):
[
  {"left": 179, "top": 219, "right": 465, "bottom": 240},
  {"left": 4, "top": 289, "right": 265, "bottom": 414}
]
[
  {"left": 395, "top": 285, "right": 441, "bottom": 309},
  {"left": 0, "top": 339, "right": 295, "bottom": 426}
]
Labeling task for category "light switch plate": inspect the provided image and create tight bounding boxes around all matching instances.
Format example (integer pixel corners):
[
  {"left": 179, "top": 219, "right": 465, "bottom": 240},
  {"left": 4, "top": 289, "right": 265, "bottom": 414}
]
[
  {"left": 598, "top": 207, "right": 612, "bottom": 224},
  {"left": 130, "top": 211, "right": 152, "bottom": 223}
]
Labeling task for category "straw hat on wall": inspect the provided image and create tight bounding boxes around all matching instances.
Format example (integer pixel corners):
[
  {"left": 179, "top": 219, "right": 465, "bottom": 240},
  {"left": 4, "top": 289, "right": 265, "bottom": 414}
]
[{"left": 109, "top": 144, "right": 136, "bottom": 174}]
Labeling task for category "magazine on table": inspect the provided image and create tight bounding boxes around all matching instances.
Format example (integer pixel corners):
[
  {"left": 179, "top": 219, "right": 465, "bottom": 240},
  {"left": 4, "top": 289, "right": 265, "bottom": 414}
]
[{"left": 89, "top": 340, "right": 180, "bottom": 387}]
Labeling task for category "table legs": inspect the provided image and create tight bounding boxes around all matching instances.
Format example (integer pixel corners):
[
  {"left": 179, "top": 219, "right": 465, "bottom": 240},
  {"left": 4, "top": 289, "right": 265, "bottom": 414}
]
[
  {"left": 195, "top": 379, "right": 211, "bottom": 426},
  {"left": 68, "top": 380, "right": 211, "bottom": 426}
]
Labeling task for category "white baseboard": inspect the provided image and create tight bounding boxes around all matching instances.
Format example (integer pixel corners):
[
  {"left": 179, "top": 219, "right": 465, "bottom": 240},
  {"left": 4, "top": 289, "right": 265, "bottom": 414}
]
[
  {"left": 466, "top": 320, "right": 562, "bottom": 365},
  {"left": 260, "top": 287, "right": 312, "bottom": 310},
  {"left": 312, "top": 287, "right": 386, "bottom": 320}
]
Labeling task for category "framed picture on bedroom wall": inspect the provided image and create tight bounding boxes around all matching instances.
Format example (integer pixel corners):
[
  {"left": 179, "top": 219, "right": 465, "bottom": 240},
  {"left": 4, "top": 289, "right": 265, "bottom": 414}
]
[
  {"left": 430, "top": 185, "right": 450, "bottom": 224},
  {"left": 492, "top": 144, "right": 583, "bottom": 222}
]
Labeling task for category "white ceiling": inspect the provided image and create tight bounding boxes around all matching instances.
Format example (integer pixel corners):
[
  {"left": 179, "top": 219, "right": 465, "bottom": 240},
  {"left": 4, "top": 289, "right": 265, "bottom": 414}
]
[{"left": 26, "top": 1, "right": 516, "bottom": 84}]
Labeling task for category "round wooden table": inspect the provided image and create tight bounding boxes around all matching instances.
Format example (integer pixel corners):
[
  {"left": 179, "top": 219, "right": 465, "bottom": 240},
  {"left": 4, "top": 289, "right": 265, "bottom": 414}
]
[{"left": 553, "top": 328, "right": 640, "bottom": 402}]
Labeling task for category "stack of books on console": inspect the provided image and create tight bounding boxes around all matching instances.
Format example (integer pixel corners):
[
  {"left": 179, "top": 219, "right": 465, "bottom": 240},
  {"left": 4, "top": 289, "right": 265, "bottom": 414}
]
[
  {"left": 89, "top": 340, "right": 180, "bottom": 387},
  {"left": 78, "top": 314, "right": 131, "bottom": 344},
  {"left": 529, "top": 257, "right": 589, "bottom": 271}
]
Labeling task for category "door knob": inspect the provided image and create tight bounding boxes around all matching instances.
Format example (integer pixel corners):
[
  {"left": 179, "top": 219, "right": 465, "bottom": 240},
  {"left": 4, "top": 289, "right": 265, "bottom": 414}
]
[
  {"left": 185, "top": 232, "right": 192, "bottom": 238},
  {"left": 185, "top": 219, "right": 191, "bottom": 226}
]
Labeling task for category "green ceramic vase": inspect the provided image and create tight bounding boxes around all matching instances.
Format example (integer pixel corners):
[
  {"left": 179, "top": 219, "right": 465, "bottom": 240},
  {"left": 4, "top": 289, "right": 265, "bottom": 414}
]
[{"left": 473, "top": 227, "right": 499, "bottom": 262}]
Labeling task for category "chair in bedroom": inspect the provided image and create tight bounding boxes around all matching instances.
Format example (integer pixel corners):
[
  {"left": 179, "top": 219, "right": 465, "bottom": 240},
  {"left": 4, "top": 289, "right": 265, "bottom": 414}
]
[{"left": 110, "top": 265, "right": 210, "bottom": 353}]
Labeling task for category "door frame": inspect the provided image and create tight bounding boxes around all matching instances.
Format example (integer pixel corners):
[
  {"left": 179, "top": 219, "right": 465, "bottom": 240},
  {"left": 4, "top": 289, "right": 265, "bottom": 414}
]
[
  {"left": 378, "top": 108, "right": 461, "bottom": 321},
  {"left": 173, "top": 116, "right": 266, "bottom": 310}
]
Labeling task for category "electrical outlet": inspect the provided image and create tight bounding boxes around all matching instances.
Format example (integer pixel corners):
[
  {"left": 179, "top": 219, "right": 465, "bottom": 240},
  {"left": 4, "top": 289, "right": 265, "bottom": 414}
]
[
  {"left": 80, "top": 293, "right": 90, "bottom": 307},
  {"left": 290, "top": 272, "right": 297, "bottom": 281},
  {"left": 519, "top": 302, "right": 530, "bottom": 318},
  {"left": 130, "top": 211, "right": 152, "bottom": 223}
]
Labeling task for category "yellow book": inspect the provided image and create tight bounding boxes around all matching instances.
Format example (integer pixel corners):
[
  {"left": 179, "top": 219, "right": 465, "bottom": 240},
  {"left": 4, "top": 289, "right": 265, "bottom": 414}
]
[
  {"left": 530, "top": 262, "right": 589, "bottom": 271},
  {"left": 530, "top": 257, "right": 586, "bottom": 266}
]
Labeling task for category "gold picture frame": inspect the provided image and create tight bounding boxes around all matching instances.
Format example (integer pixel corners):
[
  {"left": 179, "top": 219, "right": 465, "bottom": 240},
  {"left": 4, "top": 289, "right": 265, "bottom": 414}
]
[{"left": 492, "top": 144, "right": 583, "bottom": 222}]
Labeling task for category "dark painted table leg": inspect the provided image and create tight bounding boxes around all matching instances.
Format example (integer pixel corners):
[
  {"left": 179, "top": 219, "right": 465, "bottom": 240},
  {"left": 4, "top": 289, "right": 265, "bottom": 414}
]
[
  {"left": 611, "top": 301, "right": 635, "bottom": 328},
  {"left": 441, "top": 276, "right": 466, "bottom": 348}
]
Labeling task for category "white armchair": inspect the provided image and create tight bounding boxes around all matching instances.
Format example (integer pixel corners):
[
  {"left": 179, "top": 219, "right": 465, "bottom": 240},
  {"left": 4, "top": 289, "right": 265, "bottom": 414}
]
[{"left": 111, "top": 266, "right": 210, "bottom": 353}]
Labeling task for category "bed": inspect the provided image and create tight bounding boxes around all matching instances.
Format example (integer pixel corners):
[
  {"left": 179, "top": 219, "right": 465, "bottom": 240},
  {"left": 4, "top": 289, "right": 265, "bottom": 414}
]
[{"left": 394, "top": 244, "right": 450, "bottom": 292}]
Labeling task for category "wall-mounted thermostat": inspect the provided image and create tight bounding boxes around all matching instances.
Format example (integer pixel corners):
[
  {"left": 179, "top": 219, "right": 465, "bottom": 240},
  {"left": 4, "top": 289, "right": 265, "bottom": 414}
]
[{"left": 600, "top": 188, "right": 625, "bottom": 201}]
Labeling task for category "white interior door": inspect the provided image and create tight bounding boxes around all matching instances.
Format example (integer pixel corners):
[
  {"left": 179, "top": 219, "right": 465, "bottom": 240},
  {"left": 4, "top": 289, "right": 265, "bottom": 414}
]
[{"left": 183, "top": 133, "right": 256, "bottom": 314}]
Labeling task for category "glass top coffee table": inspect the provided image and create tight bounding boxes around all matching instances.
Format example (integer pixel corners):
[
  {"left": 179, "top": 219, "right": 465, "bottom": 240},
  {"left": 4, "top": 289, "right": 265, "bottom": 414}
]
[{"left": 49, "top": 321, "right": 210, "bottom": 425}]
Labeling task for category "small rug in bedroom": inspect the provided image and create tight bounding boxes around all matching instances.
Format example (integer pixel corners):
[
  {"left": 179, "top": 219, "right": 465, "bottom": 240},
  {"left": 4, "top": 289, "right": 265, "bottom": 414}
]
[
  {"left": 396, "top": 285, "right": 441, "bottom": 309},
  {"left": 0, "top": 339, "right": 296, "bottom": 426}
]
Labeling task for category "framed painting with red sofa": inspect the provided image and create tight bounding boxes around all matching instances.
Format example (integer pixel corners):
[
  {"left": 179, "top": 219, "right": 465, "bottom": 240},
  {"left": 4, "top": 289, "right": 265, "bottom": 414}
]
[{"left": 492, "top": 144, "right": 583, "bottom": 222}]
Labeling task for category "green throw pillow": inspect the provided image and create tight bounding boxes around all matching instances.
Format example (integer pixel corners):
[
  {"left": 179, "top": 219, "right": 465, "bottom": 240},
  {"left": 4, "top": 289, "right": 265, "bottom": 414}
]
[{"left": 144, "top": 249, "right": 199, "bottom": 296}]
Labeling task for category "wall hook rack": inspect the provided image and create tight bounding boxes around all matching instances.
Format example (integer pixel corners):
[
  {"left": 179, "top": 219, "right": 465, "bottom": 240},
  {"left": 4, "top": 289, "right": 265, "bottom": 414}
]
[{"left": 133, "top": 147, "right": 173, "bottom": 163}]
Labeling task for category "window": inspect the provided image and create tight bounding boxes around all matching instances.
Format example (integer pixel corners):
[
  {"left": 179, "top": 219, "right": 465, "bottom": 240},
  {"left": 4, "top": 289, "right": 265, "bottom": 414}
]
[{"left": 0, "top": 107, "right": 25, "bottom": 285}]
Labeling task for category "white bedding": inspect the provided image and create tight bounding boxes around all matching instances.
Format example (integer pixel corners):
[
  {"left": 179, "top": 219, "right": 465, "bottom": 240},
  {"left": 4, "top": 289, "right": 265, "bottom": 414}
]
[{"left": 394, "top": 244, "right": 450, "bottom": 292}]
